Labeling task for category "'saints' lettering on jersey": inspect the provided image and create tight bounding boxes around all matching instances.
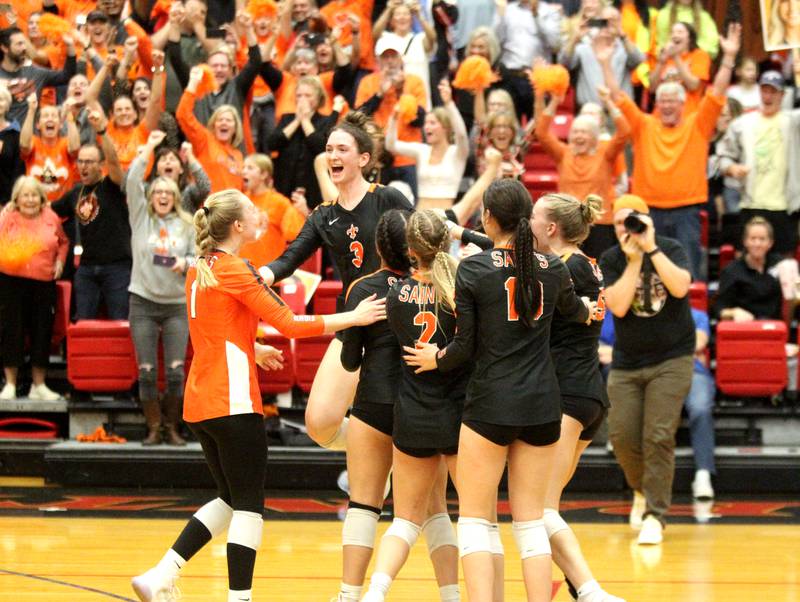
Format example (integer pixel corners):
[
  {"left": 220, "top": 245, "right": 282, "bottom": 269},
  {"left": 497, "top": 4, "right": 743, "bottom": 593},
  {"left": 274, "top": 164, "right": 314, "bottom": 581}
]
[
  {"left": 504, "top": 277, "right": 544, "bottom": 322},
  {"left": 491, "top": 250, "right": 514, "bottom": 268},
  {"left": 413, "top": 311, "right": 437, "bottom": 344},
  {"left": 534, "top": 252, "right": 550, "bottom": 268},
  {"left": 397, "top": 283, "right": 437, "bottom": 305}
]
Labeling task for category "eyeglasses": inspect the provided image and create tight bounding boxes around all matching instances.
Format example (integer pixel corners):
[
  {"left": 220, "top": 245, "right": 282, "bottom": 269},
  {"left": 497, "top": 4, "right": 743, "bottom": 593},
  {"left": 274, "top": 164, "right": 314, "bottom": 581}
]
[
  {"left": 77, "top": 159, "right": 100, "bottom": 166},
  {"left": 152, "top": 190, "right": 173, "bottom": 196}
]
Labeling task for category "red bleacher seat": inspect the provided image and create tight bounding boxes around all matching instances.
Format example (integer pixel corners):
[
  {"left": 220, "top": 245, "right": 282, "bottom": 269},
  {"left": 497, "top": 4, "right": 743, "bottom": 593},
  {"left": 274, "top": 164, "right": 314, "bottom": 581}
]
[
  {"left": 293, "top": 333, "right": 334, "bottom": 393},
  {"left": 557, "top": 87, "right": 575, "bottom": 114},
  {"left": 278, "top": 279, "right": 307, "bottom": 315},
  {"left": 67, "top": 320, "right": 138, "bottom": 392},
  {"left": 524, "top": 143, "right": 557, "bottom": 172},
  {"left": 522, "top": 172, "right": 559, "bottom": 201},
  {"left": 550, "top": 113, "right": 573, "bottom": 141},
  {"left": 715, "top": 321, "right": 788, "bottom": 397},
  {"left": 300, "top": 249, "right": 322, "bottom": 275},
  {"left": 257, "top": 329, "right": 295, "bottom": 394},
  {"left": 689, "top": 282, "right": 708, "bottom": 312},
  {"left": 312, "top": 280, "right": 343, "bottom": 315},
  {"left": 51, "top": 280, "right": 71, "bottom": 354},
  {"left": 719, "top": 244, "right": 735, "bottom": 272}
]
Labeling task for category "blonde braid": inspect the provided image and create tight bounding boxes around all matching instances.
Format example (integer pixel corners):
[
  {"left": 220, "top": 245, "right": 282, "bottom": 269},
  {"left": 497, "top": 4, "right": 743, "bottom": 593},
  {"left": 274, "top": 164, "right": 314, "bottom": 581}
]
[{"left": 193, "top": 208, "right": 219, "bottom": 290}]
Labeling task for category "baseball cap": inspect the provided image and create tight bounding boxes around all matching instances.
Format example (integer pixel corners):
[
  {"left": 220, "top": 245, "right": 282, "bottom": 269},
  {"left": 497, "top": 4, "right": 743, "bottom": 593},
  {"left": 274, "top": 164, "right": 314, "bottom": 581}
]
[
  {"left": 613, "top": 194, "right": 650, "bottom": 215},
  {"left": 86, "top": 10, "right": 110, "bottom": 23},
  {"left": 374, "top": 36, "right": 405, "bottom": 57},
  {"left": 759, "top": 70, "right": 784, "bottom": 91}
]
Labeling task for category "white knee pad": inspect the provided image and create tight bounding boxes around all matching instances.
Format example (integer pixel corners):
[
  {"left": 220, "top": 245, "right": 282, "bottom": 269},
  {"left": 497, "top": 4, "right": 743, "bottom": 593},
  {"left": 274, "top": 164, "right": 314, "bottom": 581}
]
[
  {"left": 194, "top": 498, "right": 234, "bottom": 538},
  {"left": 512, "top": 519, "right": 550, "bottom": 559},
  {"left": 383, "top": 517, "right": 421, "bottom": 547},
  {"left": 342, "top": 507, "right": 380, "bottom": 548},
  {"left": 321, "top": 417, "right": 349, "bottom": 451},
  {"left": 488, "top": 523, "right": 504, "bottom": 556},
  {"left": 456, "top": 517, "right": 492, "bottom": 558},
  {"left": 422, "top": 513, "right": 457, "bottom": 555},
  {"left": 543, "top": 508, "right": 570, "bottom": 539},
  {"left": 227, "top": 510, "right": 264, "bottom": 551}
]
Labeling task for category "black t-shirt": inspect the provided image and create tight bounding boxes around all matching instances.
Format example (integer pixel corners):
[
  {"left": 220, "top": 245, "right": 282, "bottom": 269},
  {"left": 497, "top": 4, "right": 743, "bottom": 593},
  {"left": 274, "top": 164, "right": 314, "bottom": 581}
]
[
  {"left": 386, "top": 276, "right": 468, "bottom": 450},
  {"left": 267, "top": 184, "right": 412, "bottom": 308},
  {"left": 713, "top": 253, "right": 783, "bottom": 321},
  {"left": 436, "top": 248, "right": 589, "bottom": 426},
  {"left": 599, "top": 236, "right": 695, "bottom": 370},
  {"left": 550, "top": 251, "right": 607, "bottom": 406},
  {"left": 51, "top": 177, "right": 131, "bottom": 266},
  {"left": 341, "top": 268, "right": 406, "bottom": 406}
]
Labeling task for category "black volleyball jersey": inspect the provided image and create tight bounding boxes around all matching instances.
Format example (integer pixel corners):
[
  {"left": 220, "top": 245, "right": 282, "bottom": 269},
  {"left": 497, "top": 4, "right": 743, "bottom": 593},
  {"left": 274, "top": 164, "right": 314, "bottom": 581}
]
[
  {"left": 267, "top": 184, "right": 412, "bottom": 297},
  {"left": 436, "top": 247, "right": 590, "bottom": 426},
  {"left": 341, "top": 268, "right": 407, "bottom": 406},
  {"left": 386, "top": 276, "right": 468, "bottom": 450},
  {"left": 550, "top": 251, "right": 608, "bottom": 407}
]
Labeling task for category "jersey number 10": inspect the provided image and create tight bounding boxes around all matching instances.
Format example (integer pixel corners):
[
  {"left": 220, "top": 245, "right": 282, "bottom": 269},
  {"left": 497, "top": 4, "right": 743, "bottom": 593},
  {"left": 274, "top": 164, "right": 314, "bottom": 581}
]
[{"left": 504, "top": 277, "right": 543, "bottom": 322}]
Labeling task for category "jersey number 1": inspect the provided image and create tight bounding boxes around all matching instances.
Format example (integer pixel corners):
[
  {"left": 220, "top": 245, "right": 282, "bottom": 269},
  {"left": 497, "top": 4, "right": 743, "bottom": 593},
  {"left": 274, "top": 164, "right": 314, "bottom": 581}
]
[
  {"left": 413, "top": 311, "right": 436, "bottom": 344},
  {"left": 504, "top": 277, "right": 543, "bottom": 322}
]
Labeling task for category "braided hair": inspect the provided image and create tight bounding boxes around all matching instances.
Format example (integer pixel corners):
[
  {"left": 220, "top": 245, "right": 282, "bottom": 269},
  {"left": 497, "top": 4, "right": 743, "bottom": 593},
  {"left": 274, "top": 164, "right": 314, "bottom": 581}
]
[
  {"left": 193, "top": 189, "right": 247, "bottom": 290},
  {"left": 375, "top": 209, "right": 412, "bottom": 273},
  {"left": 406, "top": 210, "right": 457, "bottom": 312}
]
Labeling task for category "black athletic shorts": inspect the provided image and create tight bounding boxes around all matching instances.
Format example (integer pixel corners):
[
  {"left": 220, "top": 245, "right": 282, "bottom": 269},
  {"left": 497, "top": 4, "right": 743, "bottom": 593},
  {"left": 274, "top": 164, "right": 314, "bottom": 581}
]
[
  {"left": 394, "top": 441, "right": 458, "bottom": 458},
  {"left": 350, "top": 400, "right": 394, "bottom": 437},
  {"left": 464, "top": 419, "right": 561, "bottom": 447},
  {"left": 562, "top": 395, "right": 607, "bottom": 441}
]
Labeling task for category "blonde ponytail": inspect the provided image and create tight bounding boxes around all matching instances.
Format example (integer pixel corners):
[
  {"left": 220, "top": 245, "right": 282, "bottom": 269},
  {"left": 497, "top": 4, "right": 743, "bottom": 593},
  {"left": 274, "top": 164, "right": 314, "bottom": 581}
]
[
  {"left": 407, "top": 210, "right": 458, "bottom": 312},
  {"left": 541, "top": 192, "right": 603, "bottom": 246},
  {"left": 431, "top": 251, "right": 458, "bottom": 312},
  {"left": 192, "top": 189, "right": 248, "bottom": 290}
]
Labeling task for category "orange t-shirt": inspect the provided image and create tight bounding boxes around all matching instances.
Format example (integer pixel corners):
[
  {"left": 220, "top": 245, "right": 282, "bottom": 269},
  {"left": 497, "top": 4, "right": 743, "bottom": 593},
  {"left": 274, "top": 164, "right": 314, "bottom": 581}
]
[
  {"left": 240, "top": 189, "right": 306, "bottom": 267},
  {"left": 176, "top": 91, "right": 244, "bottom": 193},
  {"left": 618, "top": 90, "right": 724, "bottom": 210},
  {"left": 55, "top": 0, "right": 99, "bottom": 25},
  {"left": 23, "top": 136, "right": 76, "bottom": 202},
  {"left": 274, "top": 70, "right": 339, "bottom": 122},
  {"left": 106, "top": 121, "right": 149, "bottom": 172},
  {"left": 660, "top": 48, "right": 711, "bottom": 115},
  {"left": 535, "top": 113, "right": 630, "bottom": 225},
  {"left": 319, "top": 0, "right": 376, "bottom": 72},
  {"left": 0, "top": 1, "right": 42, "bottom": 35},
  {"left": 355, "top": 72, "right": 426, "bottom": 168},
  {"left": 184, "top": 252, "right": 324, "bottom": 422}
]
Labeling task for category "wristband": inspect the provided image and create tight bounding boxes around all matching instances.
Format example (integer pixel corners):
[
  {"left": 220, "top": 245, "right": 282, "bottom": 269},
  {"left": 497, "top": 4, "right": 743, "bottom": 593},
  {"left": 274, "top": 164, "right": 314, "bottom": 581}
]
[{"left": 644, "top": 246, "right": 661, "bottom": 258}]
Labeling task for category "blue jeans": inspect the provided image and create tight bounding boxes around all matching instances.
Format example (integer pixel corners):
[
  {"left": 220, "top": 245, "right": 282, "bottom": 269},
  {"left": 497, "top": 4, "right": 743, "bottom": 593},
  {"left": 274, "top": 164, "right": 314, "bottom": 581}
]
[
  {"left": 684, "top": 370, "right": 716, "bottom": 473},
  {"left": 649, "top": 205, "right": 702, "bottom": 280},
  {"left": 74, "top": 261, "right": 132, "bottom": 320}
]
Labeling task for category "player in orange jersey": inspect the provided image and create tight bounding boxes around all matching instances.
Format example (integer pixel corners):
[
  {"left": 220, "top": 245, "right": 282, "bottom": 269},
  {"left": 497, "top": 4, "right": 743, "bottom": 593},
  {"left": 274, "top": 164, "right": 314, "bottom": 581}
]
[{"left": 131, "top": 189, "right": 385, "bottom": 602}]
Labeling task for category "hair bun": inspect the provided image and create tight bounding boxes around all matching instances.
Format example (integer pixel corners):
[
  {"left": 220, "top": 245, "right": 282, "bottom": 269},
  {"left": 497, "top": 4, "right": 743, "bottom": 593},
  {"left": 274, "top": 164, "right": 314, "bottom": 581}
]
[{"left": 343, "top": 111, "right": 370, "bottom": 130}]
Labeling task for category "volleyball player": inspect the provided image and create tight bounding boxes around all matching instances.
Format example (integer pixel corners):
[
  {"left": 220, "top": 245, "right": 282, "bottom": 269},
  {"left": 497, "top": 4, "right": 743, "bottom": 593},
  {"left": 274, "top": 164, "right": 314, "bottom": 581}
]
[
  {"left": 361, "top": 210, "right": 467, "bottom": 602},
  {"left": 531, "top": 193, "right": 625, "bottom": 602},
  {"left": 404, "top": 180, "right": 594, "bottom": 602},
  {"left": 336, "top": 209, "right": 411, "bottom": 602},
  {"left": 259, "top": 113, "right": 413, "bottom": 452},
  {"left": 131, "top": 190, "right": 386, "bottom": 602}
]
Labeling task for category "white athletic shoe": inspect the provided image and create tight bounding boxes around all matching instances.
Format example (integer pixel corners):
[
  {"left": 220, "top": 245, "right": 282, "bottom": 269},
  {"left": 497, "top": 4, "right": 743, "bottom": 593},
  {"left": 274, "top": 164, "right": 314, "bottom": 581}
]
[
  {"left": 28, "top": 383, "right": 63, "bottom": 401},
  {"left": 361, "top": 591, "right": 385, "bottom": 602},
  {"left": 131, "top": 567, "right": 180, "bottom": 601},
  {"left": 629, "top": 491, "right": 646, "bottom": 531},
  {"left": 637, "top": 515, "right": 663, "bottom": 545},
  {"left": 0, "top": 383, "right": 16, "bottom": 400},
  {"left": 692, "top": 469, "right": 714, "bottom": 500},
  {"left": 578, "top": 590, "right": 627, "bottom": 602}
]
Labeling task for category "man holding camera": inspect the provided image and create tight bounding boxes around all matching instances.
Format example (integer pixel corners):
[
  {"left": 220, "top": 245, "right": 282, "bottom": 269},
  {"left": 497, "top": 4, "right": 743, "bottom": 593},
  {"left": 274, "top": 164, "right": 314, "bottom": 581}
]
[{"left": 599, "top": 194, "right": 695, "bottom": 546}]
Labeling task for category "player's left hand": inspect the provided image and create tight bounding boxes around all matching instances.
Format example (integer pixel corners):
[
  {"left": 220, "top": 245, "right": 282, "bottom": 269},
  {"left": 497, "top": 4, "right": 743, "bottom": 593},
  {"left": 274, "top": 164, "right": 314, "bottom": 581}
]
[
  {"left": 402, "top": 342, "right": 439, "bottom": 373},
  {"left": 255, "top": 344, "right": 285, "bottom": 371}
]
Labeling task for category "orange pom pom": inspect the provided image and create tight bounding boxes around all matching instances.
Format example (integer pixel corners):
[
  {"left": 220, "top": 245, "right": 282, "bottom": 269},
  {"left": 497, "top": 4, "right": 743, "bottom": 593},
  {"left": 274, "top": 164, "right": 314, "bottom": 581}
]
[
  {"left": 195, "top": 65, "right": 220, "bottom": 97},
  {"left": 150, "top": 0, "right": 174, "bottom": 22},
  {"left": 0, "top": 230, "right": 44, "bottom": 272},
  {"left": 247, "top": 0, "right": 278, "bottom": 20},
  {"left": 530, "top": 64, "right": 571, "bottom": 97},
  {"left": 452, "top": 56, "right": 498, "bottom": 92},
  {"left": 397, "top": 94, "right": 418, "bottom": 125},
  {"left": 38, "top": 14, "right": 72, "bottom": 42}
]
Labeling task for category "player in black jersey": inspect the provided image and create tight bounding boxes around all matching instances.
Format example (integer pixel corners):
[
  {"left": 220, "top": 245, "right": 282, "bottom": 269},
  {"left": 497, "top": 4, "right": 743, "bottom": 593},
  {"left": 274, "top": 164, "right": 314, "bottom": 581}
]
[
  {"left": 258, "top": 113, "right": 412, "bottom": 451},
  {"left": 532, "top": 193, "right": 626, "bottom": 602},
  {"left": 334, "top": 209, "right": 411, "bottom": 602},
  {"left": 361, "top": 210, "right": 464, "bottom": 602},
  {"left": 405, "top": 180, "right": 595, "bottom": 602}
]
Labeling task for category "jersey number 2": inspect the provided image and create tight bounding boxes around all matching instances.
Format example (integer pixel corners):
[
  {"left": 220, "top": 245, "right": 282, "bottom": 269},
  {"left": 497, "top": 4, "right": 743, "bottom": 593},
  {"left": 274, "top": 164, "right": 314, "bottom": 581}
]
[
  {"left": 413, "top": 311, "right": 436, "bottom": 344},
  {"left": 350, "top": 241, "right": 364, "bottom": 268},
  {"left": 504, "top": 277, "right": 543, "bottom": 322}
]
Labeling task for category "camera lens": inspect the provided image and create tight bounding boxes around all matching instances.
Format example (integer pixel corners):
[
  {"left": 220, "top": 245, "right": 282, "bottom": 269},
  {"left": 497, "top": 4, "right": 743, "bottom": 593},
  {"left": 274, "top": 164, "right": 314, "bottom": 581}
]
[{"left": 624, "top": 212, "right": 647, "bottom": 234}]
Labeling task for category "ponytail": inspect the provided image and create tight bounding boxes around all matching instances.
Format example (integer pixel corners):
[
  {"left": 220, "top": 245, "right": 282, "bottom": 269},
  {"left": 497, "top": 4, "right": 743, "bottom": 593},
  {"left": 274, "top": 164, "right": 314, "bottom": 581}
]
[
  {"left": 430, "top": 250, "right": 458, "bottom": 312},
  {"left": 513, "top": 217, "right": 541, "bottom": 327},
  {"left": 192, "top": 189, "right": 248, "bottom": 290},
  {"left": 540, "top": 192, "right": 603, "bottom": 246},
  {"left": 193, "top": 208, "right": 218, "bottom": 290}
]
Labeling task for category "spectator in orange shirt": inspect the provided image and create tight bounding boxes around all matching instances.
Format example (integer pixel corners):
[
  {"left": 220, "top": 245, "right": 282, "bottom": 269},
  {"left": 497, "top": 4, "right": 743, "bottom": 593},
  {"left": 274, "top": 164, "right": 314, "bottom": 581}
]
[
  {"left": 177, "top": 66, "right": 245, "bottom": 193},
  {"left": 319, "top": 0, "right": 376, "bottom": 73},
  {"left": 0, "top": 176, "right": 68, "bottom": 402},
  {"left": 356, "top": 38, "right": 426, "bottom": 198},
  {"left": 25, "top": 12, "right": 68, "bottom": 107},
  {"left": 239, "top": 153, "right": 307, "bottom": 268},
  {"left": 20, "top": 93, "right": 80, "bottom": 202},
  {"left": 650, "top": 21, "right": 710, "bottom": 116},
  {"left": 97, "top": 0, "right": 153, "bottom": 74},
  {"left": 599, "top": 22, "right": 741, "bottom": 279},
  {"left": 130, "top": 188, "right": 386, "bottom": 602}
]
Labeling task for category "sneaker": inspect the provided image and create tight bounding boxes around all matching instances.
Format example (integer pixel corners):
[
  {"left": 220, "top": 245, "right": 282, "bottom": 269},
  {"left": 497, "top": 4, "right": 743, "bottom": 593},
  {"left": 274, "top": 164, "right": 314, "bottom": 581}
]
[
  {"left": 637, "top": 515, "right": 663, "bottom": 545},
  {"left": 629, "top": 491, "right": 646, "bottom": 531},
  {"left": 692, "top": 469, "right": 714, "bottom": 500},
  {"left": 131, "top": 567, "right": 180, "bottom": 601},
  {"left": 0, "top": 383, "right": 16, "bottom": 400},
  {"left": 28, "top": 383, "right": 63, "bottom": 401},
  {"left": 579, "top": 590, "right": 627, "bottom": 602}
]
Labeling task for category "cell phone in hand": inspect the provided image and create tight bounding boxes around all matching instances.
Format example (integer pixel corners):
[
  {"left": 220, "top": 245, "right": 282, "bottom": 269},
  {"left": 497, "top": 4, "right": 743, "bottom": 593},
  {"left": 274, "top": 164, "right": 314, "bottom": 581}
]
[
  {"left": 587, "top": 18, "right": 608, "bottom": 28},
  {"left": 153, "top": 255, "right": 177, "bottom": 268}
]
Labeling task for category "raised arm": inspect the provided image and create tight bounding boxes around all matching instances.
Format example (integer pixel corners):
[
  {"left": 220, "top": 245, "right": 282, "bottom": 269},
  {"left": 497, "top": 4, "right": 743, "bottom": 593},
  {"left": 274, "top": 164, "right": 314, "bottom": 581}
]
[
  {"left": 85, "top": 54, "right": 117, "bottom": 109},
  {"left": 19, "top": 94, "right": 37, "bottom": 154},
  {"left": 710, "top": 23, "right": 741, "bottom": 98},
  {"left": 314, "top": 152, "right": 338, "bottom": 204},
  {"left": 439, "top": 80, "right": 469, "bottom": 160},
  {"left": 449, "top": 147, "right": 503, "bottom": 225},
  {"left": 261, "top": 216, "right": 325, "bottom": 284},
  {"left": 143, "top": 50, "right": 166, "bottom": 132},
  {"left": 88, "top": 106, "right": 123, "bottom": 186},
  {"left": 411, "top": 0, "right": 437, "bottom": 53},
  {"left": 175, "top": 67, "right": 211, "bottom": 156}
]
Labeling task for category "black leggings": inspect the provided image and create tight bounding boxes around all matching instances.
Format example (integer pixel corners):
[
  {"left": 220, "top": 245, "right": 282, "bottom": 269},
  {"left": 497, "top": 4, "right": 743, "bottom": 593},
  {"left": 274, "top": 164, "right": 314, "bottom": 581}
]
[{"left": 189, "top": 414, "right": 267, "bottom": 515}]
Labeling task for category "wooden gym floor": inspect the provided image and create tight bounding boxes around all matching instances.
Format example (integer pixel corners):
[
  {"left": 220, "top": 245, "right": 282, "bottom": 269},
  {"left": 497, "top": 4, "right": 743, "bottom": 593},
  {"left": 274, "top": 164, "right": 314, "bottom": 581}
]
[{"left": 1, "top": 478, "right": 799, "bottom": 601}]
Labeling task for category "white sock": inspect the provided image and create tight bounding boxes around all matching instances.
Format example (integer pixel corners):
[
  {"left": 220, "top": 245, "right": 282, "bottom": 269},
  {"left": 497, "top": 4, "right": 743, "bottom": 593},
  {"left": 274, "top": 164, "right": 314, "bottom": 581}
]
[
  {"left": 339, "top": 582, "right": 363, "bottom": 601},
  {"left": 321, "top": 417, "right": 349, "bottom": 450},
  {"left": 367, "top": 572, "right": 392, "bottom": 597},
  {"left": 156, "top": 548, "right": 186, "bottom": 576},
  {"left": 228, "top": 589, "right": 252, "bottom": 602},
  {"left": 439, "top": 583, "right": 460, "bottom": 601},
  {"left": 577, "top": 579, "right": 601, "bottom": 598}
]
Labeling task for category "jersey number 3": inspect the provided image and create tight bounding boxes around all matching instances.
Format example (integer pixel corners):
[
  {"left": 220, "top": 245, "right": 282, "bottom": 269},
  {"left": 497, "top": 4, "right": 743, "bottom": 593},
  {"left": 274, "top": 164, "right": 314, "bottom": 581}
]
[
  {"left": 413, "top": 311, "right": 436, "bottom": 344},
  {"left": 350, "top": 241, "right": 364, "bottom": 268},
  {"left": 504, "top": 277, "right": 543, "bottom": 322}
]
